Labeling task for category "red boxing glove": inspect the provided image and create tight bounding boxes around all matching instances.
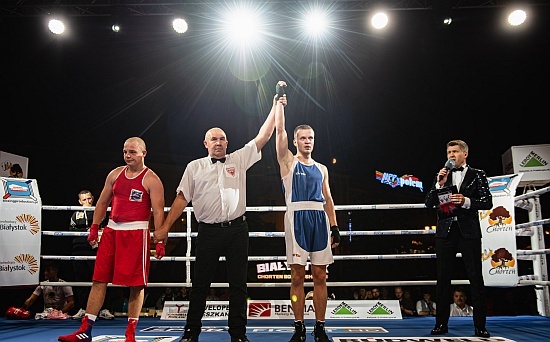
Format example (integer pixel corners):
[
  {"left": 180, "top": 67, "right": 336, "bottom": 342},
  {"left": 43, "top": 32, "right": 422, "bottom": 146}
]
[
  {"left": 88, "top": 223, "right": 99, "bottom": 244},
  {"left": 5, "top": 307, "right": 31, "bottom": 320},
  {"left": 156, "top": 241, "right": 165, "bottom": 259}
]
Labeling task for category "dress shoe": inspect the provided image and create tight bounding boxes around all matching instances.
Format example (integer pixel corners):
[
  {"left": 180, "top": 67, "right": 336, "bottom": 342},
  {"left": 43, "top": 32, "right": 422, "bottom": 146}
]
[
  {"left": 431, "top": 324, "right": 448, "bottom": 335},
  {"left": 475, "top": 327, "right": 490, "bottom": 338},
  {"left": 180, "top": 332, "right": 199, "bottom": 342}
]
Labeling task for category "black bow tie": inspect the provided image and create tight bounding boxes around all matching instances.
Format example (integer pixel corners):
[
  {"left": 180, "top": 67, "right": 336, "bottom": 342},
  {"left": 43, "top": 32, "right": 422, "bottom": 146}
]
[
  {"left": 452, "top": 166, "right": 465, "bottom": 172},
  {"left": 211, "top": 157, "right": 226, "bottom": 164}
]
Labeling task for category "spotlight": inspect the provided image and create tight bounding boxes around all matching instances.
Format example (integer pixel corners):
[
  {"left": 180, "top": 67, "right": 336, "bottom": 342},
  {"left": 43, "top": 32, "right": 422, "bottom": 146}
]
[
  {"left": 112, "top": 24, "right": 120, "bottom": 33},
  {"left": 48, "top": 19, "right": 65, "bottom": 35},
  {"left": 371, "top": 12, "right": 388, "bottom": 30},
  {"left": 173, "top": 18, "right": 188, "bottom": 34},
  {"left": 508, "top": 9, "right": 527, "bottom": 26},
  {"left": 443, "top": 17, "right": 452, "bottom": 25}
]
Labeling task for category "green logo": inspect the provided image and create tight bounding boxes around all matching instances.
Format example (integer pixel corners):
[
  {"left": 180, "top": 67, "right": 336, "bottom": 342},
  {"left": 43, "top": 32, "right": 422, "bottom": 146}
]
[
  {"left": 367, "top": 301, "right": 394, "bottom": 315},
  {"left": 331, "top": 302, "right": 357, "bottom": 315},
  {"left": 520, "top": 151, "right": 548, "bottom": 168}
]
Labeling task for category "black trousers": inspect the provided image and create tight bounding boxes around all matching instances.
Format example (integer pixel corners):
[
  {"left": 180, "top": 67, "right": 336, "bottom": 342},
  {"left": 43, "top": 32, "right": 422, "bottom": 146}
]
[
  {"left": 435, "top": 221, "right": 487, "bottom": 328},
  {"left": 184, "top": 221, "right": 249, "bottom": 337}
]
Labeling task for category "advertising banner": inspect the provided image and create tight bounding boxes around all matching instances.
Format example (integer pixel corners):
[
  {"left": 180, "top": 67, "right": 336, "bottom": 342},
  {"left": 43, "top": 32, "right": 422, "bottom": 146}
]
[
  {"left": 0, "top": 177, "right": 42, "bottom": 286},
  {"left": 161, "top": 300, "right": 402, "bottom": 320},
  {"left": 480, "top": 173, "right": 523, "bottom": 287},
  {"left": 0, "top": 151, "right": 29, "bottom": 178}
]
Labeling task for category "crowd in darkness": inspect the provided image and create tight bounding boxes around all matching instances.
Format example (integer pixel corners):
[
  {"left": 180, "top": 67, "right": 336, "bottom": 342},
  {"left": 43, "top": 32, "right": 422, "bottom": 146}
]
[{"left": 340, "top": 285, "right": 540, "bottom": 317}]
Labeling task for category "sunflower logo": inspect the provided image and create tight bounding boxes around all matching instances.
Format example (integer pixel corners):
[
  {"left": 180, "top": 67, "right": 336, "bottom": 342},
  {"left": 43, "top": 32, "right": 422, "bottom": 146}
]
[
  {"left": 14, "top": 254, "right": 39, "bottom": 274},
  {"left": 15, "top": 213, "right": 40, "bottom": 235}
]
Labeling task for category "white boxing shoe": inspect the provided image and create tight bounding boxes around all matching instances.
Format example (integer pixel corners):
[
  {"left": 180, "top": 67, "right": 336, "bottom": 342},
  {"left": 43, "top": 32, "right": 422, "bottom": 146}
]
[
  {"left": 98, "top": 309, "right": 114, "bottom": 320},
  {"left": 71, "top": 308, "right": 86, "bottom": 320}
]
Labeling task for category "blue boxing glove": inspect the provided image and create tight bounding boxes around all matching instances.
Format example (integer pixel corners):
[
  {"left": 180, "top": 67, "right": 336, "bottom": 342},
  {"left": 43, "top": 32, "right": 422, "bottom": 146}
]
[{"left": 330, "top": 225, "right": 341, "bottom": 245}]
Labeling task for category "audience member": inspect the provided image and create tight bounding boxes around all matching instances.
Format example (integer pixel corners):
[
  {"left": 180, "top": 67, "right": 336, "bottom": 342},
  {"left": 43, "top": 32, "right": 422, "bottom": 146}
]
[
  {"left": 219, "top": 288, "right": 230, "bottom": 301},
  {"left": 380, "top": 287, "right": 391, "bottom": 299},
  {"left": 206, "top": 288, "right": 219, "bottom": 301},
  {"left": 22, "top": 262, "right": 74, "bottom": 314},
  {"left": 352, "top": 289, "right": 360, "bottom": 300},
  {"left": 371, "top": 287, "right": 381, "bottom": 300},
  {"left": 416, "top": 288, "right": 437, "bottom": 316},
  {"left": 359, "top": 287, "right": 368, "bottom": 300},
  {"left": 365, "top": 289, "right": 373, "bottom": 299},
  {"left": 175, "top": 287, "right": 190, "bottom": 301},
  {"left": 394, "top": 286, "right": 415, "bottom": 316},
  {"left": 155, "top": 287, "right": 178, "bottom": 310},
  {"left": 450, "top": 288, "right": 473, "bottom": 317}
]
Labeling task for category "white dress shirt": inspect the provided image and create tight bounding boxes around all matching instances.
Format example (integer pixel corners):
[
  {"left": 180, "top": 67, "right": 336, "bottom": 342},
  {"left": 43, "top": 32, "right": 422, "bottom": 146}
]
[
  {"left": 450, "top": 302, "right": 474, "bottom": 316},
  {"left": 176, "top": 140, "right": 260, "bottom": 224}
]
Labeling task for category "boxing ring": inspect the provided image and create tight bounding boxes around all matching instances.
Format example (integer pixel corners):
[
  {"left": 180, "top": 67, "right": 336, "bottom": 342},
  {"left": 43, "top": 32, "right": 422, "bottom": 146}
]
[{"left": 6, "top": 183, "right": 547, "bottom": 341}]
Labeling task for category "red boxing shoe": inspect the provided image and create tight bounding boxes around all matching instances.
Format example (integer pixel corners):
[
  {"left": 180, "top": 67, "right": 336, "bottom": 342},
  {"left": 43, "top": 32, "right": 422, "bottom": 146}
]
[
  {"left": 58, "top": 316, "right": 93, "bottom": 342},
  {"left": 125, "top": 318, "right": 138, "bottom": 342}
]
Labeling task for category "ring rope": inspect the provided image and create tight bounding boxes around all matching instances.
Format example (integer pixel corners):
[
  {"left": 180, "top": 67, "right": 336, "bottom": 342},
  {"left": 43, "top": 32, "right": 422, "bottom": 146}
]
[{"left": 37, "top": 185, "right": 550, "bottom": 312}]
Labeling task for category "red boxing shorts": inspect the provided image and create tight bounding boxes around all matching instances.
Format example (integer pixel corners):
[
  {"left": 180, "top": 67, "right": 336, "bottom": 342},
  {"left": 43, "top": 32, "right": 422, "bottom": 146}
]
[{"left": 93, "top": 226, "right": 150, "bottom": 286}]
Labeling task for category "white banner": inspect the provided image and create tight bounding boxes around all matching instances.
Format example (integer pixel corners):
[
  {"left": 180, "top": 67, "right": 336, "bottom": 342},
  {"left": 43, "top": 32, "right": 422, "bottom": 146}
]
[
  {"left": 161, "top": 300, "right": 402, "bottom": 320},
  {"left": 480, "top": 173, "right": 523, "bottom": 287},
  {"left": 0, "top": 177, "right": 42, "bottom": 286}
]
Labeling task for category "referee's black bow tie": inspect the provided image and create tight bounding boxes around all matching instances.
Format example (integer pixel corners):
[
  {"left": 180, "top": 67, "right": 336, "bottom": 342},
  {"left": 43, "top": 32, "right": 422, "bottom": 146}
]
[
  {"left": 452, "top": 166, "right": 464, "bottom": 172},
  {"left": 211, "top": 157, "right": 226, "bottom": 164}
]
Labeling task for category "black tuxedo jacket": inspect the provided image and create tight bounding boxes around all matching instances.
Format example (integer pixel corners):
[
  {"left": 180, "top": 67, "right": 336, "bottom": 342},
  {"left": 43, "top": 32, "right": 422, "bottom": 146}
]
[{"left": 425, "top": 166, "right": 492, "bottom": 239}]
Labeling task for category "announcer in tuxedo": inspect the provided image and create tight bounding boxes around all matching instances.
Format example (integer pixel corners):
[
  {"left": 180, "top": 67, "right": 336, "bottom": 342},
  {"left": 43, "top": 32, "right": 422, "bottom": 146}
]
[{"left": 425, "top": 139, "right": 493, "bottom": 338}]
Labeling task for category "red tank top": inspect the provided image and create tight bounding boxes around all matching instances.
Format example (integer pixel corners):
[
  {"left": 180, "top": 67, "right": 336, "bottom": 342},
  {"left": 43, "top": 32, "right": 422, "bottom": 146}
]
[{"left": 110, "top": 166, "right": 152, "bottom": 223}]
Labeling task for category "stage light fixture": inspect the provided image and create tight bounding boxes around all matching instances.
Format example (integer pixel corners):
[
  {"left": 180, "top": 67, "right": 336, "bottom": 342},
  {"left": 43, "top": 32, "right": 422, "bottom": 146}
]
[
  {"left": 48, "top": 19, "right": 65, "bottom": 35},
  {"left": 303, "top": 10, "right": 329, "bottom": 37},
  {"left": 508, "top": 9, "right": 527, "bottom": 26},
  {"left": 371, "top": 12, "right": 388, "bottom": 29},
  {"left": 112, "top": 24, "right": 121, "bottom": 33},
  {"left": 443, "top": 17, "right": 452, "bottom": 25},
  {"left": 173, "top": 18, "right": 188, "bottom": 34}
]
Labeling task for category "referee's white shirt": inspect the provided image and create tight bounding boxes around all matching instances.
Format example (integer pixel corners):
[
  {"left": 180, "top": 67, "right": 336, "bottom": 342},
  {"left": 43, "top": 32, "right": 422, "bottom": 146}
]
[{"left": 176, "top": 139, "right": 260, "bottom": 224}]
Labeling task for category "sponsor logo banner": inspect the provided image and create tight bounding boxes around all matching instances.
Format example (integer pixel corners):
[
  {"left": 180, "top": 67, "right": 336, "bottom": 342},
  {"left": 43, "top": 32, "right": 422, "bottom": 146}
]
[
  {"left": 333, "top": 337, "right": 515, "bottom": 342},
  {"left": 160, "top": 300, "right": 402, "bottom": 320}
]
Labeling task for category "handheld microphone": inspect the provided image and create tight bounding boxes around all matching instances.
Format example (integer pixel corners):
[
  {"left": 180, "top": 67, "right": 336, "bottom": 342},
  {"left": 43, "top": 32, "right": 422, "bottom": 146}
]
[{"left": 438, "top": 159, "right": 455, "bottom": 181}]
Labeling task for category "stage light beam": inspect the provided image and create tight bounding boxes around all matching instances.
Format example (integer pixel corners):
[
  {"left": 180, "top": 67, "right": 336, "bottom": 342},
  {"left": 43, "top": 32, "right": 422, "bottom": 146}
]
[{"left": 303, "top": 10, "right": 329, "bottom": 37}]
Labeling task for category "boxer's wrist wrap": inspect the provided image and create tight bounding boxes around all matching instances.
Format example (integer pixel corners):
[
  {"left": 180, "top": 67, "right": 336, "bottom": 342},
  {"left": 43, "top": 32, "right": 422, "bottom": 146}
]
[
  {"left": 330, "top": 225, "right": 341, "bottom": 244},
  {"left": 156, "top": 241, "right": 165, "bottom": 258},
  {"left": 88, "top": 223, "right": 99, "bottom": 243}
]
